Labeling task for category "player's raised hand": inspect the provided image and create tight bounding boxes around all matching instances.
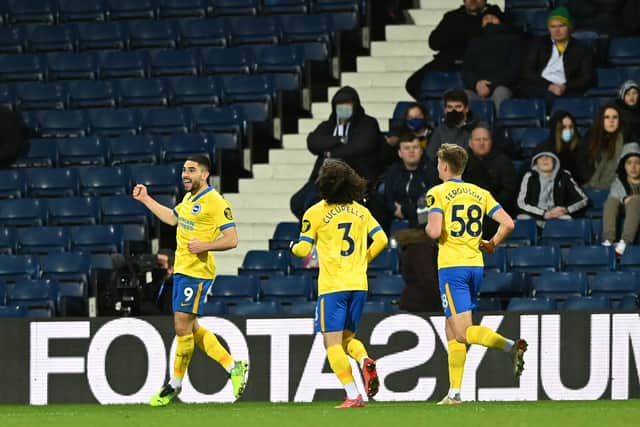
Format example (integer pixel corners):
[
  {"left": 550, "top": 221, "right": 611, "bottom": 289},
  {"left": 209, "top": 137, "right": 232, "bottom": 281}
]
[
  {"left": 188, "top": 238, "right": 207, "bottom": 254},
  {"left": 132, "top": 184, "right": 148, "bottom": 201},
  {"left": 480, "top": 239, "right": 496, "bottom": 254}
]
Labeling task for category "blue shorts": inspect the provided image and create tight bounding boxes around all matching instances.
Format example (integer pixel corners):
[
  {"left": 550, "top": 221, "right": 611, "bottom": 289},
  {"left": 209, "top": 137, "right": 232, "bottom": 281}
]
[
  {"left": 172, "top": 273, "right": 213, "bottom": 315},
  {"left": 438, "top": 266, "right": 483, "bottom": 318},
  {"left": 315, "top": 291, "right": 367, "bottom": 333}
]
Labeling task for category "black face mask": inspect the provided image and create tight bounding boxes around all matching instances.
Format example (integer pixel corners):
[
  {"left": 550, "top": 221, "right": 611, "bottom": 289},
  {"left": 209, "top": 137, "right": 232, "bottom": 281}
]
[{"left": 444, "top": 110, "right": 465, "bottom": 127}]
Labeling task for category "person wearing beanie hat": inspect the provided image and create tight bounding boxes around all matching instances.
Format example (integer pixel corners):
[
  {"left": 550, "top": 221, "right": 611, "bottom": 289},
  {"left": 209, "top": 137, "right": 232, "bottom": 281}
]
[
  {"left": 614, "top": 80, "right": 640, "bottom": 142},
  {"left": 547, "top": 6, "right": 573, "bottom": 31}
]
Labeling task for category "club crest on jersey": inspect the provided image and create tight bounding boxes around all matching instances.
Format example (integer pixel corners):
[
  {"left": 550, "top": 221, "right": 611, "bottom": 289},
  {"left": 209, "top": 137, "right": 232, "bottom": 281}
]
[
  {"left": 224, "top": 207, "right": 233, "bottom": 220},
  {"left": 192, "top": 204, "right": 201, "bottom": 214},
  {"left": 302, "top": 219, "right": 311, "bottom": 232},
  {"left": 426, "top": 195, "right": 435, "bottom": 208}
]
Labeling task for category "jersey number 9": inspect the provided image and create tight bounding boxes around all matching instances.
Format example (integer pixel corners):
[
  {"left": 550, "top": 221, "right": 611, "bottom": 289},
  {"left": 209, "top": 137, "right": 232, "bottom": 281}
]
[{"left": 451, "top": 204, "right": 482, "bottom": 237}]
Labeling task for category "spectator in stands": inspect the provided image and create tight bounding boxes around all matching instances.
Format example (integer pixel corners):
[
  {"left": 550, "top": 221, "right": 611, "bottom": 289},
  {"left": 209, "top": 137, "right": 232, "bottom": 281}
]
[
  {"left": 516, "top": 151, "right": 589, "bottom": 227},
  {"left": 462, "top": 125, "right": 519, "bottom": 237},
  {"left": 577, "top": 104, "right": 625, "bottom": 189},
  {"left": 533, "top": 110, "right": 585, "bottom": 179},
  {"left": 425, "top": 89, "right": 477, "bottom": 162},
  {"left": 405, "top": 0, "right": 494, "bottom": 100},
  {"left": 0, "top": 106, "right": 29, "bottom": 169},
  {"left": 290, "top": 86, "right": 383, "bottom": 221},
  {"left": 383, "top": 103, "right": 432, "bottom": 170},
  {"left": 602, "top": 143, "right": 640, "bottom": 255},
  {"left": 462, "top": 6, "right": 521, "bottom": 113},
  {"left": 614, "top": 80, "right": 640, "bottom": 143},
  {"left": 518, "top": 7, "right": 594, "bottom": 103},
  {"left": 567, "top": 0, "right": 624, "bottom": 36}
]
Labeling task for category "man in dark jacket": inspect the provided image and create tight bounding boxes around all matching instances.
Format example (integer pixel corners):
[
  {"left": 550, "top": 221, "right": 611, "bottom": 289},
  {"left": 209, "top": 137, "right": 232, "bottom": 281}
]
[
  {"left": 290, "top": 86, "right": 384, "bottom": 221},
  {"left": 462, "top": 5, "right": 521, "bottom": 112},
  {"left": 462, "top": 125, "right": 519, "bottom": 238},
  {"left": 405, "top": 0, "right": 495, "bottom": 100},
  {"left": 518, "top": 7, "right": 595, "bottom": 103}
]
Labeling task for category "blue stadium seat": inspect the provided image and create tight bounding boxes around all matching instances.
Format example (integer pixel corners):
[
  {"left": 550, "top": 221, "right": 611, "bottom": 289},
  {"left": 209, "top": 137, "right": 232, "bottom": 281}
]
[
  {"left": 108, "top": 135, "right": 158, "bottom": 165},
  {"left": 617, "top": 295, "right": 639, "bottom": 311},
  {"left": 210, "top": 0, "right": 259, "bottom": 17},
  {"left": 260, "top": 275, "right": 312, "bottom": 304},
  {"left": 563, "top": 295, "right": 611, "bottom": 311},
  {"left": 469, "top": 100, "right": 495, "bottom": 128},
  {"left": 128, "top": 164, "right": 179, "bottom": 195},
  {"left": 369, "top": 275, "right": 404, "bottom": 305},
  {"left": 177, "top": 18, "right": 227, "bottom": 48},
  {"left": 160, "top": 133, "right": 209, "bottom": 163},
  {"left": 326, "top": 11, "right": 359, "bottom": 31},
  {"left": 0, "top": 228, "right": 17, "bottom": 254},
  {"left": 78, "top": 166, "right": 129, "bottom": 196},
  {"left": 482, "top": 246, "right": 507, "bottom": 272},
  {"left": 89, "top": 253, "right": 114, "bottom": 270},
  {"left": 269, "top": 222, "right": 299, "bottom": 250},
  {"left": 46, "top": 52, "right": 97, "bottom": 81},
  {"left": 17, "top": 226, "right": 69, "bottom": 255},
  {"left": 227, "top": 300, "right": 280, "bottom": 316},
  {"left": 201, "top": 46, "right": 253, "bottom": 75},
  {"left": 253, "top": 45, "right": 303, "bottom": 74},
  {"left": 589, "top": 272, "right": 639, "bottom": 300},
  {"left": 158, "top": 0, "right": 207, "bottom": 19},
  {"left": 199, "top": 300, "right": 227, "bottom": 316},
  {"left": 505, "top": 0, "right": 550, "bottom": 10},
  {"left": 70, "top": 224, "right": 122, "bottom": 253},
  {"left": 27, "top": 25, "right": 76, "bottom": 53},
  {"left": 5, "top": 279, "right": 57, "bottom": 315},
  {"left": 38, "top": 110, "right": 88, "bottom": 138},
  {"left": 551, "top": 98, "right": 597, "bottom": 127},
  {"left": 507, "top": 246, "right": 561, "bottom": 273},
  {"left": 40, "top": 252, "right": 91, "bottom": 285},
  {"left": 7, "top": 0, "right": 56, "bottom": 25},
  {"left": 168, "top": 76, "right": 222, "bottom": 106},
  {"left": 476, "top": 297, "right": 502, "bottom": 311},
  {"left": 58, "top": 0, "right": 107, "bottom": 22},
  {"left": 506, "top": 297, "right": 556, "bottom": 312},
  {"left": 530, "top": 271, "right": 588, "bottom": 300},
  {"left": 478, "top": 272, "right": 526, "bottom": 298},
  {"left": 117, "top": 79, "right": 168, "bottom": 107},
  {"left": 264, "top": 0, "right": 309, "bottom": 15},
  {"left": 222, "top": 75, "right": 274, "bottom": 104},
  {"left": 586, "top": 68, "right": 624, "bottom": 98},
  {"left": 539, "top": 218, "right": 592, "bottom": 247},
  {"left": 88, "top": 108, "right": 139, "bottom": 136},
  {"left": 98, "top": 51, "right": 148, "bottom": 79},
  {"left": 0, "top": 54, "right": 45, "bottom": 83},
  {"left": 496, "top": 98, "right": 546, "bottom": 128},
  {"left": 297, "top": 42, "right": 330, "bottom": 62},
  {"left": 234, "top": 101, "right": 271, "bottom": 123},
  {"left": 108, "top": 0, "right": 156, "bottom": 21},
  {"left": 141, "top": 107, "right": 190, "bottom": 135},
  {"left": 76, "top": 22, "right": 127, "bottom": 52},
  {"left": 193, "top": 106, "right": 242, "bottom": 135},
  {"left": 67, "top": 80, "right": 116, "bottom": 109},
  {"left": 227, "top": 16, "right": 280, "bottom": 46},
  {"left": 362, "top": 300, "right": 390, "bottom": 314},
  {"left": 129, "top": 21, "right": 178, "bottom": 50},
  {"left": 564, "top": 246, "right": 616, "bottom": 273},
  {"left": 0, "top": 27, "right": 25, "bottom": 54},
  {"left": 57, "top": 137, "right": 107, "bottom": 166},
  {"left": 118, "top": 223, "right": 150, "bottom": 254},
  {"left": 419, "top": 72, "right": 463, "bottom": 100},
  {"left": 57, "top": 280, "right": 88, "bottom": 316},
  {"left": 0, "top": 198, "right": 47, "bottom": 227},
  {"left": 100, "top": 195, "right": 149, "bottom": 224},
  {"left": 238, "top": 250, "right": 289, "bottom": 279},
  {"left": 47, "top": 197, "right": 99, "bottom": 225},
  {"left": 505, "top": 218, "right": 537, "bottom": 246},
  {"left": 368, "top": 248, "right": 399, "bottom": 276},
  {"left": 0, "top": 305, "right": 28, "bottom": 318},
  {"left": 620, "top": 246, "right": 640, "bottom": 271},
  {"left": 209, "top": 275, "right": 260, "bottom": 304},
  {"left": 279, "top": 300, "right": 316, "bottom": 315},
  {"left": 149, "top": 50, "right": 199, "bottom": 78},
  {"left": 608, "top": 37, "right": 640, "bottom": 66},
  {"left": 514, "top": 127, "right": 550, "bottom": 158},
  {"left": 0, "top": 169, "right": 26, "bottom": 199},
  {"left": 26, "top": 168, "right": 78, "bottom": 198},
  {"left": 0, "top": 255, "right": 39, "bottom": 281},
  {"left": 278, "top": 14, "right": 330, "bottom": 44},
  {"left": 584, "top": 189, "right": 608, "bottom": 219},
  {"left": 311, "top": 0, "right": 361, "bottom": 13}
]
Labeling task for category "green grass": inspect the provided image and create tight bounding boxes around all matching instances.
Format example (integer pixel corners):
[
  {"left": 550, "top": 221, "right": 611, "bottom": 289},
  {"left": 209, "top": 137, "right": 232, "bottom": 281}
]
[{"left": 1, "top": 400, "right": 640, "bottom": 427}]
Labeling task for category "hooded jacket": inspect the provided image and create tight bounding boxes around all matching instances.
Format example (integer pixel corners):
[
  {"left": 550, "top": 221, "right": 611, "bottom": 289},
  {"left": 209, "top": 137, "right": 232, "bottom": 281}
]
[
  {"left": 306, "top": 86, "right": 383, "bottom": 185},
  {"left": 517, "top": 151, "right": 589, "bottom": 218},
  {"left": 608, "top": 142, "right": 640, "bottom": 202},
  {"left": 614, "top": 80, "right": 640, "bottom": 143},
  {"left": 533, "top": 110, "right": 585, "bottom": 179},
  {"left": 425, "top": 110, "right": 478, "bottom": 162}
]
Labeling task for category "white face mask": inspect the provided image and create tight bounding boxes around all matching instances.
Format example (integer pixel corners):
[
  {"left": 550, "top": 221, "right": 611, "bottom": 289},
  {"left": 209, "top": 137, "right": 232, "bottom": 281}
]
[{"left": 561, "top": 128, "right": 573, "bottom": 143}]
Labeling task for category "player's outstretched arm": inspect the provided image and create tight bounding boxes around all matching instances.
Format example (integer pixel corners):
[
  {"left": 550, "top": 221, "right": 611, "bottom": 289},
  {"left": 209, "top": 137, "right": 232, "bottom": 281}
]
[
  {"left": 481, "top": 208, "right": 515, "bottom": 253},
  {"left": 366, "top": 228, "right": 388, "bottom": 263},
  {"left": 132, "top": 184, "right": 178, "bottom": 226}
]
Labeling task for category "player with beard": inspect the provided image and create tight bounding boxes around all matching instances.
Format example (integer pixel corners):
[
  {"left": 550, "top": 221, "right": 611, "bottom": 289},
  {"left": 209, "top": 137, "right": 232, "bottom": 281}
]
[{"left": 133, "top": 155, "right": 249, "bottom": 406}]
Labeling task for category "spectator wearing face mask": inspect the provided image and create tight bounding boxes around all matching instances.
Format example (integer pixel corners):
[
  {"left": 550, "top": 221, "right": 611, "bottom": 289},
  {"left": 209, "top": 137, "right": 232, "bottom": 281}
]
[
  {"left": 614, "top": 80, "right": 640, "bottom": 143},
  {"left": 425, "top": 89, "right": 478, "bottom": 163},
  {"left": 533, "top": 110, "right": 585, "bottom": 179},
  {"left": 383, "top": 103, "right": 432, "bottom": 171},
  {"left": 290, "top": 86, "right": 384, "bottom": 221}
]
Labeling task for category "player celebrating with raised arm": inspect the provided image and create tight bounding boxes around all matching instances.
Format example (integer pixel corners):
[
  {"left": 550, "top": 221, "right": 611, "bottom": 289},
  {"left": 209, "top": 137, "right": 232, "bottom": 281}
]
[
  {"left": 133, "top": 155, "right": 249, "bottom": 407},
  {"left": 425, "top": 143, "right": 527, "bottom": 405},
  {"left": 291, "top": 160, "right": 388, "bottom": 408}
]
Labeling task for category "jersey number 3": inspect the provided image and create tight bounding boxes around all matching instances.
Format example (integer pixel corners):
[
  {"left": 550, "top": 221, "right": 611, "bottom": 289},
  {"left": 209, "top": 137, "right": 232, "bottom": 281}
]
[
  {"left": 451, "top": 204, "right": 482, "bottom": 237},
  {"left": 338, "top": 222, "right": 355, "bottom": 256}
]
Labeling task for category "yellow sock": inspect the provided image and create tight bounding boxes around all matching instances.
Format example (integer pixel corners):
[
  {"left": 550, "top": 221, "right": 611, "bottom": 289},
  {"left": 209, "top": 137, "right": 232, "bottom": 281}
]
[
  {"left": 327, "top": 344, "right": 354, "bottom": 385},
  {"left": 343, "top": 336, "right": 368, "bottom": 363},
  {"left": 173, "top": 333, "right": 195, "bottom": 379},
  {"left": 465, "top": 325, "right": 507, "bottom": 350},
  {"left": 194, "top": 326, "right": 234, "bottom": 371},
  {"left": 448, "top": 339, "right": 467, "bottom": 390}
]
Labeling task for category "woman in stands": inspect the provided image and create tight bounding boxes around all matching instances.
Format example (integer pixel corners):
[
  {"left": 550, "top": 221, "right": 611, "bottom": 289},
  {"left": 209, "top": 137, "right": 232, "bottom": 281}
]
[
  {"left": 533, "top": 110, "right": 585, "bottom": 179},
  {"left": 614, "top": 80, "right": 640, "bottom": 143},
  {"left": 383, "top": 103, "right": 432, "bottom": 171}
]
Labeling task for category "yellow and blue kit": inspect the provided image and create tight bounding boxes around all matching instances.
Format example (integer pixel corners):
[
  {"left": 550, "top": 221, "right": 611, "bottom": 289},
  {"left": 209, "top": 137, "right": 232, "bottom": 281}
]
[
  {"left": 291, "top": 200, "right": 388, "bottom": 333},
  {"left": 426, "top": 178, "right": 501, "bottom": 317},
  {"left": 171, "top": 185, "right": 235, "bottom": 314}
]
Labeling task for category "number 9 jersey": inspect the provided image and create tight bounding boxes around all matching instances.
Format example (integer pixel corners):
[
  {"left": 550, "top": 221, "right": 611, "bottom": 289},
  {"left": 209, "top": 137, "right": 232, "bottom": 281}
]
[{"left": 426, "top": 178, "right": 501, "bottom": 268}]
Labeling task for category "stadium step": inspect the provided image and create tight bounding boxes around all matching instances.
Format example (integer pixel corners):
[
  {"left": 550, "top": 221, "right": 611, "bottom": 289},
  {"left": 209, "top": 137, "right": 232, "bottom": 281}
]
[
  {"left": 233, "top": 207, "right": 296, "bottom": 223},
  {"left": 341, "top": 71, "right": 411, "bottom": 88},
  {"left": 225, "top": 193, "right": 293, "bottom": 209},
  {"left": 356, "top": 56, "right": 430, "bottom": 72},
  {"left": 269, "top": 149, "right": 315, "bottom": 164},
  {"left": 370, "top": 41, "right": 435, "bottom": 57},
  {"left": 238, "top": 178, "right": 304, "bottom": 194},
  {"left": 281, "top": 133, "right": 308, "bottom": 149},
  {"left": 252, "top": 163, "right": 312, "bottom": 179},
  {"left": 327, "top": 86, "right": 409, "bottom": 105},
  {"left": 407, "top": 9, "right": 444, "bottom": 26},
  {"left": 385, "top": 25, "right": 435, "bottom": 41}
]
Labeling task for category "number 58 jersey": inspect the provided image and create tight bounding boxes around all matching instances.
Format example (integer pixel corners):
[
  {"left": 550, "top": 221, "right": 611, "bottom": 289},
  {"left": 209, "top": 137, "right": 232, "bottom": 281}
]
[
  {"left": 426, "top": 179, "right": 501, "bottom": 269},
  {"left": 299, "top": 200, "right": 383, "bottom": 296}
]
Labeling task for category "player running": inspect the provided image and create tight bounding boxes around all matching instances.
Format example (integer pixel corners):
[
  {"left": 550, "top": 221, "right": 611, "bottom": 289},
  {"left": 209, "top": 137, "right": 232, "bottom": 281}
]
[
  {"left": 291, "top": 160, "right": 388, "bottom": 408},
  {"left": 425, "top": 143, "right": 527, "bottom": 405}
]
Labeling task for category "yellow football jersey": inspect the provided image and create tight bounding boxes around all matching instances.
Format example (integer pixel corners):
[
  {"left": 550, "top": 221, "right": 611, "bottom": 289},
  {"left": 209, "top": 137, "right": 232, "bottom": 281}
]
[
  {"left": 426, "top": 179, "right": 501, "bottom": 269},
  {"left": 172, "top": 186, "right": 235, "bottom": 279},
  {"left": 298, "top": 200, "right": 383, "bottom": 295}
]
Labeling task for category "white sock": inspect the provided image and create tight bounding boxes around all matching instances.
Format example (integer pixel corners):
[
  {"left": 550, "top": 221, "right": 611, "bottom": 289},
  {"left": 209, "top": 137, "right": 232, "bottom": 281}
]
[
  {"left": 503, "top": 339, "right": 515, "bottom": 352},
  {"left": 448, "top": 388, "right": 460, "bottom": 398},
  {"left": 344, "top": 382, "right": 359, "bottom": 399},
  {"left": 169, "top": 377, "right": 183, "bottom": 389}
]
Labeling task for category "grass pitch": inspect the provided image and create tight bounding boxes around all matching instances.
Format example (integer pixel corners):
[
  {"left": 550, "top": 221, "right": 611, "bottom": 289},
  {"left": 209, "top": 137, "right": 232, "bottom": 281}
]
[{"left": 1, "top": 400, "right": 639, "bottom": 427}]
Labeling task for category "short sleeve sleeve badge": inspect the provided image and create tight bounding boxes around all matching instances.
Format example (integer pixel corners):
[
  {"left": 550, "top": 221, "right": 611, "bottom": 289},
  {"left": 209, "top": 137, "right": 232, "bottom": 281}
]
[
  {"left": 224, "top": 207, "right": 233, "bottom": 221},
  {"left": 426, "top": 194, "right": 435, "bottom": 208},
  {"left": 302, "top": 219, "right": 311, "bottom": 233}
]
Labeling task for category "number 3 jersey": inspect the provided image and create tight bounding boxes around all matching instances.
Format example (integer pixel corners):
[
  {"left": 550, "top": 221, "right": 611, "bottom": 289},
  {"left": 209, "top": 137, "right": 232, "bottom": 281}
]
[
  {"left": 297, "top": 200, "right": 383, "bottom": 296},
  {"left": 172, "top": 186, "right": 235, "bottom": 280},
  {"left": 426, "top": 179, "right": 501, "bottom": 269}
]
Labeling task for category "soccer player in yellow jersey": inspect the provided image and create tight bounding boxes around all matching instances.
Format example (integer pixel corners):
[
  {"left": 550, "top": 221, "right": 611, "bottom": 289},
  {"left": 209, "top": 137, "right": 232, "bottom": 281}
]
[
  {"left": 133, "top": 155, "right": 249, "bottom": 406},
  {"left": 291, "top": 160, "right": 388, "bottom": 408},
  {"left": 425, "top": 143, "right": 527, "bottom": 405}
]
